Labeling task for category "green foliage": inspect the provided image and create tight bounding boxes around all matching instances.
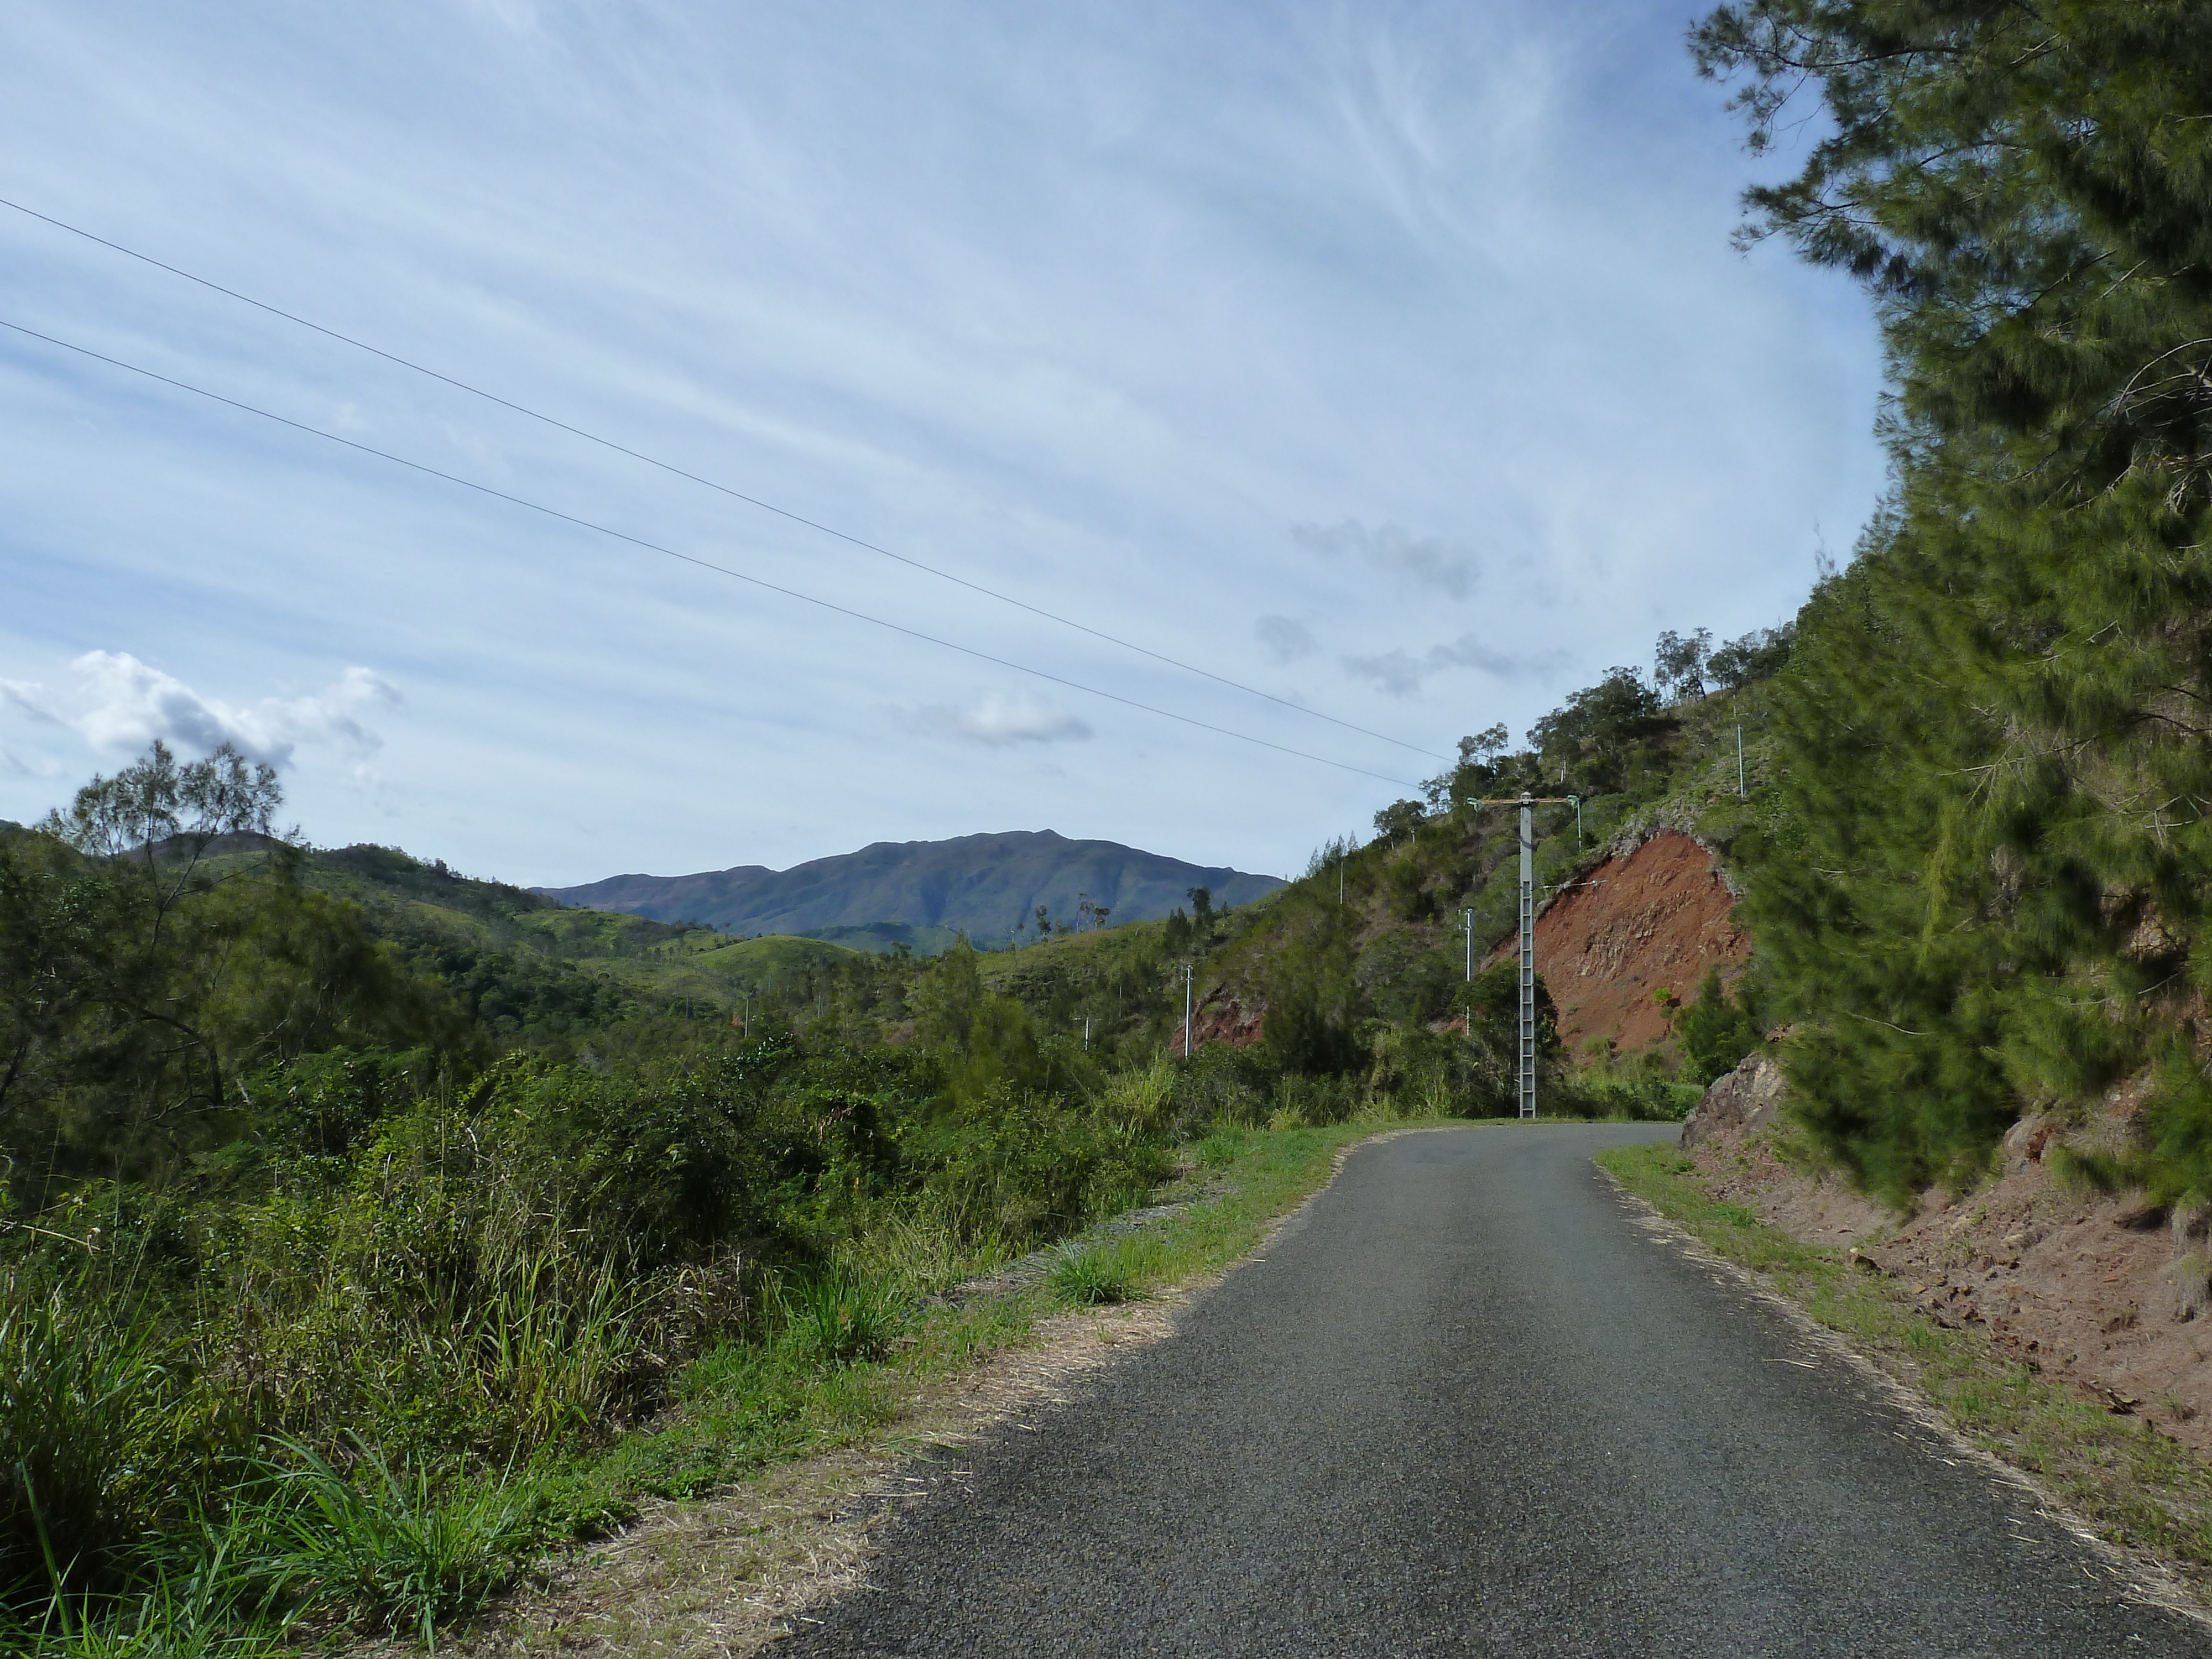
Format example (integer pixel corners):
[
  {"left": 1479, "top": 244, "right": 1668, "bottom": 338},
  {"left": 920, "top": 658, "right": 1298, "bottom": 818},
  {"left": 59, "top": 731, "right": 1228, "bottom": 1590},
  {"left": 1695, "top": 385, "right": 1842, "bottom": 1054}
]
[
  {"left": 1709, "top": 624, "right": 1793, "bottom": 690},
  {"left": 1695, "top": 0, "right": 2212, "bottom": 1200},
  {"left": 1047, "top": 1244, "right": 1131, "bottom": 1307},
  {"left": 1673, "top": 969, "right": 1760, "bottom": 1087},
  {"left": 0, "top": 1271, "right": 199, "bottom": 1604},
  {"left": 1528, "top": 668, "right": 1670, "bottom": 795},
  {"left": 775, "top": 1266, "right": 907, "bottom": 1365},
  {"left": 247, "top": 1441, "right": 533, "bottom": 1648}
]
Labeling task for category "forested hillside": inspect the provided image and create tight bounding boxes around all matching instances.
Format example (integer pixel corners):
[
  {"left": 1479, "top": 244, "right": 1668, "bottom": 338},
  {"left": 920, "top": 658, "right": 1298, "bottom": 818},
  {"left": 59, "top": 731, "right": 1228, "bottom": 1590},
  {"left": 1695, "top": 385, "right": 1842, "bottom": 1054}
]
[
  {"left": 1688, "top": 0, "right": 2212, "bottom": 1206},
  {"left": 540, "top": 830, "right": 1283, "bottom": 949}
]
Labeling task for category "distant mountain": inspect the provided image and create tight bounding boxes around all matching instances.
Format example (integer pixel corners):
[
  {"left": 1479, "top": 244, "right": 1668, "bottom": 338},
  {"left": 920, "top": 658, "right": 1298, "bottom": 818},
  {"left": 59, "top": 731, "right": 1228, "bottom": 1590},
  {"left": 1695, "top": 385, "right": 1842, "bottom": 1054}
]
[{"left": 536, "top": 831, "right": 1284, "bottom": 948}]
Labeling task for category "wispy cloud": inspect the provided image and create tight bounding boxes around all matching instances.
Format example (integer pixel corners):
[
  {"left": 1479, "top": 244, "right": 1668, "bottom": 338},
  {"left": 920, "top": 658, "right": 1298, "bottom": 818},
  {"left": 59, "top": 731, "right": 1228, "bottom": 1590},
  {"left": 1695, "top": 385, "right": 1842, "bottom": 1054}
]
[
  {"left": 0, "top": 747, "right": 63, "bottom": 779},
  {"left": 2, "top": 653, "right": 400, "bottom": 771},
  {"left": 1255, "top": 615, "right": 1319, "bottom": 664},
  {"left": 909, "top": 690, "right": 1092, "bottom": 747},
  {"left": 1291, "top": 520, "right": 1478, "bottom": 600},
  {"left": 0, "top": 0, "right": 1886, "bottom": 882},
  {"left": 1342, "top": 634, "right": 1559, "bottom": 698}
]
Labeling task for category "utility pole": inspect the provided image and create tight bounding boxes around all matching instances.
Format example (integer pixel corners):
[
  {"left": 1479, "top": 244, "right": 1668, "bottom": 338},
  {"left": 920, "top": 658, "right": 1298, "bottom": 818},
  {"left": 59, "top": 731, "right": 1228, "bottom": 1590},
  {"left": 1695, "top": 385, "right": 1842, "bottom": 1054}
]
[
  {"left": 1182, "top": 963, "right": 1193, "bottom": 1060},
  {"left": 1083, "top": 1015, "right": 1091, "bottom": 1049},
  {"left": 1517, "top": 794, "right": 1536, "bottom": 1120},
  {"left": 1475, "top": 792, "right": 1576, "bottom": 1120},
  {"left": 1736, "top": 723, "right": 1746, "bottom": 797},
  {"left": 1462, "top": 905, "right": 1475, "bottom": 983}
]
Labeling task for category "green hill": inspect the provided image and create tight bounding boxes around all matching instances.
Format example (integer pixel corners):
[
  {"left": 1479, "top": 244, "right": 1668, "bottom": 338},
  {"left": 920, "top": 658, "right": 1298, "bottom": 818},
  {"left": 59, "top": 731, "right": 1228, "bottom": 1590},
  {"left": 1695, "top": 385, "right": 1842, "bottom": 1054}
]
[
  {"left": 289, "top": 842, "right": 862, "bottom": 1037},
  {"left": 537, "top": 829, "right": 1282, "bottom": 947}
]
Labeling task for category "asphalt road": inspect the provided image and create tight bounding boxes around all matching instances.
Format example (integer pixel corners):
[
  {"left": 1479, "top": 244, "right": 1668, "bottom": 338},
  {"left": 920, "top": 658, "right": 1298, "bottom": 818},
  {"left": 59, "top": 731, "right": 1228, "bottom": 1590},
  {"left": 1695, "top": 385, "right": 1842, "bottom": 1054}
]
[{"left": 779, "top": 1124, "right": 2209, "bottom": 1657}]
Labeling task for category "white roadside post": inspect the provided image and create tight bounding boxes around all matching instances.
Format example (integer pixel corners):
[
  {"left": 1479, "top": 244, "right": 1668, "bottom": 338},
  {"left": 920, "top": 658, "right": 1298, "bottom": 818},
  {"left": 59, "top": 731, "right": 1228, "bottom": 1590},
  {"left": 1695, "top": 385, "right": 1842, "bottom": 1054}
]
[{"left": 1183, "top": 962, "right": 1193, "bottom": 1060}]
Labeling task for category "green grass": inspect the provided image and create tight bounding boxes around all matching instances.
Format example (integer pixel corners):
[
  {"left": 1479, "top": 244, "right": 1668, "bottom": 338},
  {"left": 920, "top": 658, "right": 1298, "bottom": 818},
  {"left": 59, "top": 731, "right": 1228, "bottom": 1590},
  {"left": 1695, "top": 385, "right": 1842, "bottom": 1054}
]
[
  {"left": 242, "top": 1442, "right": 535, "bottom": 1650},
  {"left": 581, "top": 1120, "right": 1455, "bottom": 1516},
  {"left": 1048, "top": 1243, "right": 1135, "bottom": 1306},
  {"left": 1597, "top": 1142, "right": 2212, "bottom": 1594}
]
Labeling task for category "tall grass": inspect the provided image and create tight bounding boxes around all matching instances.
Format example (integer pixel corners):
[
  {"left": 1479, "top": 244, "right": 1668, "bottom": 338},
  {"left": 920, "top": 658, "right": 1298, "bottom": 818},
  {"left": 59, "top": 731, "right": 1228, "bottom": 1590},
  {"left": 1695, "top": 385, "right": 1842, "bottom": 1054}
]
[
  {"left": 241, "top": 1441, "right": 533, "bottom": 1650},
  {"left": 0, "top": 1267, "right": 204, "bottom": 1604},
  {"left": 775, "top": 1265, "right": 908, "bottom": 1366}
]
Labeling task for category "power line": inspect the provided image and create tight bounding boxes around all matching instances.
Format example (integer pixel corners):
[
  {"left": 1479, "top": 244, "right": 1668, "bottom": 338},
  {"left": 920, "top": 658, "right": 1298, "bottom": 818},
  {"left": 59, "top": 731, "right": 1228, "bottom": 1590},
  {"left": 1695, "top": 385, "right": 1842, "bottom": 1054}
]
[
  {"left": 0, "top": 195, "right": 1449, "bottom": 764},
  {"left": 0, "top": 316, "right": 1420, "bottom": 790}
]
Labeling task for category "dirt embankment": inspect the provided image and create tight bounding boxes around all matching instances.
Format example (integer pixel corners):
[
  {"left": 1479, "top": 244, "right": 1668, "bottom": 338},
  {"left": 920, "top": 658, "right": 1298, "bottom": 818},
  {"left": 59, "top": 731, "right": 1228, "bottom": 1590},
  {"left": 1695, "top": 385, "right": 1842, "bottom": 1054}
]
[
  {"left": 1176, "top": 829, "right": 1749, "bottom": 1057},
  {"left": 1491, "top": 828, "right": 1749, "bottom": 1053},
  {"left": 1178, "top": 994, "right": 1261, "bottom": 1050},
  {"left": 1686, "top": 1062, "right": 2212, "bottom": 1454}
]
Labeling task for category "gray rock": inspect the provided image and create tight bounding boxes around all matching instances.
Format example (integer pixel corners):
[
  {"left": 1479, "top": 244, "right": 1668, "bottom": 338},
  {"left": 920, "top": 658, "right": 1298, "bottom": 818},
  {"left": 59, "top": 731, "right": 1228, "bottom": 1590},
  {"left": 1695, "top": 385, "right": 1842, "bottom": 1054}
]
[{"left": 1681, "top": 1051, "right": 1786, "bottom": 1148}]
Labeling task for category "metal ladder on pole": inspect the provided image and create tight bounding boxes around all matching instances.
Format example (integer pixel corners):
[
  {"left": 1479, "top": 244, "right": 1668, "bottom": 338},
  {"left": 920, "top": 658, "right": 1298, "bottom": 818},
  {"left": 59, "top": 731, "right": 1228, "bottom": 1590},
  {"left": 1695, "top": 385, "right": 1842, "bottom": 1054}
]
[
  {"left": 1518, "top": 794, "right": 1537, "bottom": 1119},
  {"left": 1474, "top": 791, "right": 1578, "bottom": 1121}
]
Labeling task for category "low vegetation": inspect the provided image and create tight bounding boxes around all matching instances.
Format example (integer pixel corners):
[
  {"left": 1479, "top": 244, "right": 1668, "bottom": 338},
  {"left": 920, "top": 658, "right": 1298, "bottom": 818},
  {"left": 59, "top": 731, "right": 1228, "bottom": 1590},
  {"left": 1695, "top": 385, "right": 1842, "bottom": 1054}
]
[{"left": 0, "top": 742, "right": 1605, "bottom": 1655}]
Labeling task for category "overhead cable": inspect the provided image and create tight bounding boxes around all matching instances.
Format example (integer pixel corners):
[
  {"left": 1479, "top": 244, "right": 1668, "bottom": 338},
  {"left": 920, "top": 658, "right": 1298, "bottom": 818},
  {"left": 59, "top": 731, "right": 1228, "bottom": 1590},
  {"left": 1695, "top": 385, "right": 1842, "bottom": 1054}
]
[
  {"left": 0, "top": 316, "right": 1419, "bottom": 790},
  {"left": 0, "top": 195, "right": 1448, "bottom": 763}
]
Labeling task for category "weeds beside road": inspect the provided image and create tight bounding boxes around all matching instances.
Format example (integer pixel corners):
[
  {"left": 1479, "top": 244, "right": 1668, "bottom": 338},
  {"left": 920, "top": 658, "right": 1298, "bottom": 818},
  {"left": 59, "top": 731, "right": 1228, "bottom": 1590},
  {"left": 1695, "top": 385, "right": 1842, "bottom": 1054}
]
[{"left": 6, "top": 1118, "right": 1465, "bottom": 1657}]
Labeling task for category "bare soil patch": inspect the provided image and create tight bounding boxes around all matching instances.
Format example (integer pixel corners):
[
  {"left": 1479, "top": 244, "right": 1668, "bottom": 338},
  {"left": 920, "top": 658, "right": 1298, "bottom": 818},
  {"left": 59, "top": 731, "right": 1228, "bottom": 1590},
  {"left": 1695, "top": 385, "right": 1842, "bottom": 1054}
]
[
  {"left": 1691, "top": 1067, "right": 2212, "bottom": 1455},
  {"left": 1490, "top": 829, "right": 1748, "bottom": 1052}
]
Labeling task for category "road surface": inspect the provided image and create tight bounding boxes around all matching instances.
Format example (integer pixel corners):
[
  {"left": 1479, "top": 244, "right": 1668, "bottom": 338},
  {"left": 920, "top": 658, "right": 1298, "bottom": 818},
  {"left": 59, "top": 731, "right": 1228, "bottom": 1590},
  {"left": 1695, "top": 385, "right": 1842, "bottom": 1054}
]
[{"left": 779, "top": 1124, "right": 2206, "bottom": 1656}]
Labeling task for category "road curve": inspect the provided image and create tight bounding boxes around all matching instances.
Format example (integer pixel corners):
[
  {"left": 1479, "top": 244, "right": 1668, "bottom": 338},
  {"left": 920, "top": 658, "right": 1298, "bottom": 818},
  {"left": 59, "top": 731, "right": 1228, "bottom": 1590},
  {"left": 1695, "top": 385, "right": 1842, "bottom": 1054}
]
[{"left": 778, "top": 1124, "right": 2208, "bottom": 1657}]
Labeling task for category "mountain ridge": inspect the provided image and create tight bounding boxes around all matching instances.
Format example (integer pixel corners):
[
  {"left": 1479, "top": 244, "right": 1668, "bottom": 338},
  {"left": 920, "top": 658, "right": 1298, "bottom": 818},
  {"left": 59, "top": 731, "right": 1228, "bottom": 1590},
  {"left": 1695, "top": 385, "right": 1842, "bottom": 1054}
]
[{"left": 536, "top": 828, "right": 1283, "bottom": 947}]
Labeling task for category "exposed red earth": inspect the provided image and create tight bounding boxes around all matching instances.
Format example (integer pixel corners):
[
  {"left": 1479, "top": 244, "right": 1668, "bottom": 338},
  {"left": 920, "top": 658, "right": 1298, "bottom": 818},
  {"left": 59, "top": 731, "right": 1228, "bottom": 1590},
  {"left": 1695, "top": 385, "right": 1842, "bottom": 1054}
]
[
  {"left": 1686, "top": 1060, "right": 2212, "bottom": 1455},
  {"left": 1491, "top": 828, "right": 1750, "bottom": 1053}
]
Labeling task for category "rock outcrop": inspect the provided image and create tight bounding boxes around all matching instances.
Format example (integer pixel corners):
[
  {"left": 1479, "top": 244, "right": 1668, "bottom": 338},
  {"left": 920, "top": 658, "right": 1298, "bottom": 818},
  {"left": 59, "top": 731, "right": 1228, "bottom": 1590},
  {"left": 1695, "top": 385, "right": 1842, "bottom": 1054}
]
[{"left": 1681, "top": 1052, "right": 1787, "bottom": 1147}]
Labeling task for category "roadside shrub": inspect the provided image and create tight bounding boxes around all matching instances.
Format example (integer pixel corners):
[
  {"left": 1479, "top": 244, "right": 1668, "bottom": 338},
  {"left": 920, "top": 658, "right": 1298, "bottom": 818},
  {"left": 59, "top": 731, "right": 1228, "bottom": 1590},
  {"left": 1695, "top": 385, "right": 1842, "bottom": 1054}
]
[
  {"left": 0, "top": 1267, "right": 207, "bottom": 1605},
  {"left": 1674, "top": 969, "right": 1759, "bottom": 1086},
  {"left": 1047, "top": 1245, "right": 1131, "bottom": 1306},
  {"left": 775, "top": 1265, "right": 907, "bottom": 1365},
  {"left": 242, "top": 1441, "right": 531, "bottom": 1648}
]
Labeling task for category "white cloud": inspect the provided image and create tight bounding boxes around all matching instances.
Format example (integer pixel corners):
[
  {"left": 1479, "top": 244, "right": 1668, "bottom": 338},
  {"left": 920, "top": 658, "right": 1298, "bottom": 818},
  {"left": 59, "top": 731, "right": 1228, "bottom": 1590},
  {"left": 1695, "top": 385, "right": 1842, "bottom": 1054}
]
[
  {"left": 2, "top": 653, "right": 400, "bottom": 771},
  {"left": 909, "top": 690, "right": 1092, "bottom": 747},
  {"left": 1255, "top": 615, "right": 1319, "bottom": 664},
  {"left": 1292, "top": 520, "right": 1478, "bottom": 600},
  {"left": 1342, "top": 634, "right": 1560, "bottom": 698},
  {"left": 0, "top": 0, "right": 1887, "bottom": 882}
]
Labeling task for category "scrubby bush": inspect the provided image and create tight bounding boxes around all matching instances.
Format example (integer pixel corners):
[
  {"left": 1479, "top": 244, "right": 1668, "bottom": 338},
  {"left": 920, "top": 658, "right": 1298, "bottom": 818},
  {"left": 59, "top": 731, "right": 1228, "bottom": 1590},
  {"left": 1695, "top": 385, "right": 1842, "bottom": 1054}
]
[{"left": 1673, "top": 969, "right": 1760, "bottom": 1086}]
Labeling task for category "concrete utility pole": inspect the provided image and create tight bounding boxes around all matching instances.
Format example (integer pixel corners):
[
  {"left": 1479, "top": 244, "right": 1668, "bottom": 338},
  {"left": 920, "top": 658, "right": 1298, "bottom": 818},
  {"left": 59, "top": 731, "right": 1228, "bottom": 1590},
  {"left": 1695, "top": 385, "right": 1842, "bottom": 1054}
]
[
  {"left": 1737, "top": 723, "right": 1746, "bottom": 797},
  {"left": 1476, "top": 792, "right": 1577, "bottom": 1120},
  {"left": 1182, "top": 963, "right": 1194, "bottom": 1060},
  {"left": 1517, "top": 795, "right": 1536, "bottom": 1120},
  {"left": 1462, "top": 906, "right": 1475, "bottom": 983}
]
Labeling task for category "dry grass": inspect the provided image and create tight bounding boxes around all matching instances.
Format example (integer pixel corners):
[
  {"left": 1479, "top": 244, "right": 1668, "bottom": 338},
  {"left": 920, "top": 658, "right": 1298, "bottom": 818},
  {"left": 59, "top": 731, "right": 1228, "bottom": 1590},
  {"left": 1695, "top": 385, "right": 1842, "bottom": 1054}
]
[{"left": 421, "top": 1300, "right": 1182, "bottom": 1658}]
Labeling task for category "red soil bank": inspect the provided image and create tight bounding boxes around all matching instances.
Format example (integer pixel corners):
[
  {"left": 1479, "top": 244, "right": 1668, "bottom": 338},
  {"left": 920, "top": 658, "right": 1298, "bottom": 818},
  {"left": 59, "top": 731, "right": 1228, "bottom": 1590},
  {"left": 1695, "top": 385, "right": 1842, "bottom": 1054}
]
[{"left": 1496, "top": 829, "right": 1749, "bottom": 1054}]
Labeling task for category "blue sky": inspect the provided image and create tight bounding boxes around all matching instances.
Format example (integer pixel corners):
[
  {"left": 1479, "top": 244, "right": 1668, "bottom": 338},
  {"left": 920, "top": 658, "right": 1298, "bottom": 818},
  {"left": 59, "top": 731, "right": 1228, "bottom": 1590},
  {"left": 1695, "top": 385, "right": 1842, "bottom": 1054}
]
[{"left": 0, "top": 0, "right": 1884, "bottom": 885}]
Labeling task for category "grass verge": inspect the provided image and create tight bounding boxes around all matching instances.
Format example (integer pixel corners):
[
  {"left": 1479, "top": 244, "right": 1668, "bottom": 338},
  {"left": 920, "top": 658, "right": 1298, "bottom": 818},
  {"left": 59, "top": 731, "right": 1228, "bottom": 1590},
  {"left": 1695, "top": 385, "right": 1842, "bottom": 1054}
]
[
  {"left": 591, "top": 1120, "right": 1448, "bottom": 1503},
  {"left": 1597, "top": 1142, "right": 2212, "bottom": 1601},
  {"left": 415, "top": 1118, "right": 1478, "bottom": 1654}
]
